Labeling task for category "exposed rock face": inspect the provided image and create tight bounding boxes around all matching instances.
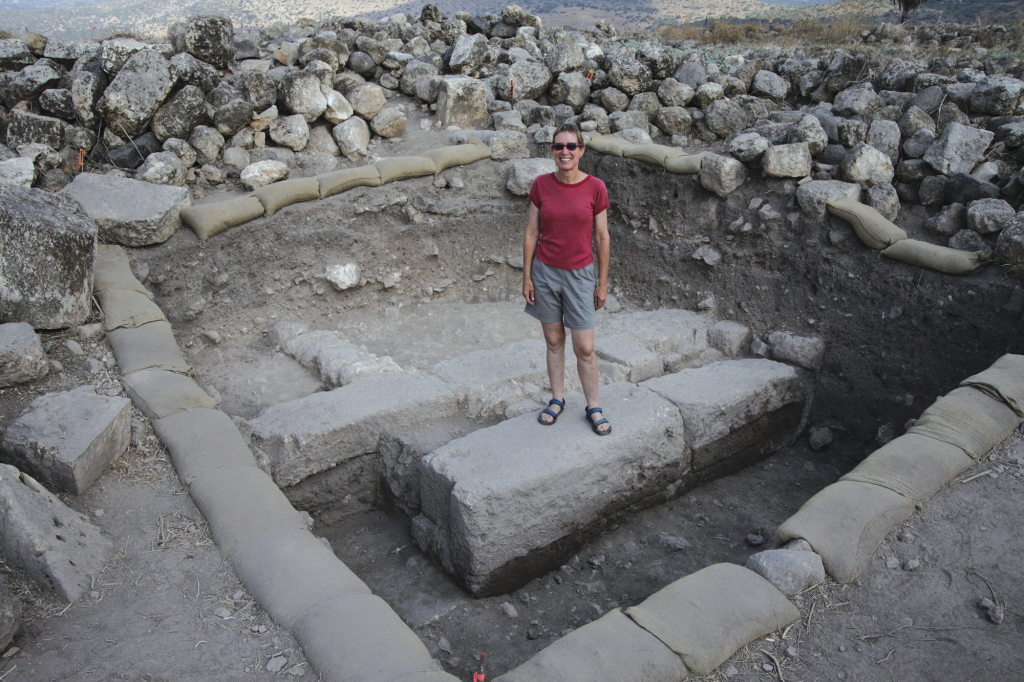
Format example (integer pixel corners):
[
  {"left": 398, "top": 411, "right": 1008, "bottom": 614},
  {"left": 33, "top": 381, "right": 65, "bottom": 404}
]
[
  {"left": 95, "top": 50, "right": 175, "bottom": 138},
  {"left": 0, "top": 185, "right": 96, "bottom": 329}
]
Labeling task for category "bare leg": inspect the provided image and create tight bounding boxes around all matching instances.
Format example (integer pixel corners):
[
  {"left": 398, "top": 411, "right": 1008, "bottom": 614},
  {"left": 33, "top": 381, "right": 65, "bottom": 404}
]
[
  {"left": 572, "top": 328, "right": 609, "bottom": 433},
  {"left": 540, "top": 322, "right": 566, "bottom": 423}
]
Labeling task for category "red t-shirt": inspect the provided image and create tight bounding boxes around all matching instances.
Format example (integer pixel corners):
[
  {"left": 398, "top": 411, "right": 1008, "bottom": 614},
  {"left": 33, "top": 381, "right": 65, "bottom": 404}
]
[{"left": 529, "top": 173, "right": 610, "bottom": 270}]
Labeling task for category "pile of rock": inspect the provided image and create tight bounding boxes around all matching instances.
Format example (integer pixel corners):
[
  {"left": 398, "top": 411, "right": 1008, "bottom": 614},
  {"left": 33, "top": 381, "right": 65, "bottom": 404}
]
[{"left": 2, "top": 10, "right": 1024, "bottom": 257}]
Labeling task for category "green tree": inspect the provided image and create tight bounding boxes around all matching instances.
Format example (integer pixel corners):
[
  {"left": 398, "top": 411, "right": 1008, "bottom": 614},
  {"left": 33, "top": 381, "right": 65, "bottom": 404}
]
[{"left": 893, "top": 0, "right": 929, "bottom": 24}]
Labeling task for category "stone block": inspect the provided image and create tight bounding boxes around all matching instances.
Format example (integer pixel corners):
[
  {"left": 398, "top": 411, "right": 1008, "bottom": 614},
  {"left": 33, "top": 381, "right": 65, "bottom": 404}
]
[
  {"left": 745, "top": 549, "right": 826, "bottom": 596},
  {"left": 1, "top": 386, "right": 130, "bottom": 494},
  {"left": 0, "top": 463, "right": 112, "bottom": 601},
  {"left": 707, "top": 320, "right": 751, "bottom": 357},
  {"left": 0, "top": 184, "right": 96, "bottom": 329},
  {"left": 795, "top": 180, "right": 861, "bottom": 221},
  {"left": 0, "top": 322, "right": 47, "bottom": 387},
  {"left": 414, "top": 383, "right": 686, "bottom": 596},
  {"left": 700, "top": 153, "right": 747, "bottom": 196},
  {"left": 594, "top": 332, "right": 664, "bottom": 383},
  {"left": 436, "top": 76, "right": 489, "bottom": 129},
  {"left": 767, "top": 331, "right": 825, "bottom": 370},
  {"left": 5, "top": 109, "right": 65, "bottom": 150},
  {"left": 506, "top": 158, "right": 555, "bottom": 196},
  {"left": 249, "top": 373, "right": 458, "bottom": 488},
  {"left": 642, "top": 359, "right": 804, "bottom": 470},
  {"left": 923, "top": 122, "right": 995, "bottom": 177},
  {"left": 59, "top": 172, "right": 190, "bottom": 247}
]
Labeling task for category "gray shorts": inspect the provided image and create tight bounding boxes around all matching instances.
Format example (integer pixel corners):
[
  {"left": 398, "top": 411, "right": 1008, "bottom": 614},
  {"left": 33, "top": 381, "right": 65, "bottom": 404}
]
[{"left": 525, "top": 258, "right": 597, "bottom": 330}]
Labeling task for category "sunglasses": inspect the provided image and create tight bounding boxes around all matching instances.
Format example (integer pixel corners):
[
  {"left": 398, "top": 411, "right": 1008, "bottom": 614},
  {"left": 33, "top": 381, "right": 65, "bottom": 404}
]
[{"left": 551, "top": 143, "right": 583, "bottom": 151}]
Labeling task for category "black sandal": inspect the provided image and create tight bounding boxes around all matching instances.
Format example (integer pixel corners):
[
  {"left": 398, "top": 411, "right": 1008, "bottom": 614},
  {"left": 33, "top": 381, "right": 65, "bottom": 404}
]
[
  {"left": 538, "top": 398, "right": 565, "bottom": 425},
  {"left": 586, "top": 406, "right": 612, "bottom": 435}
]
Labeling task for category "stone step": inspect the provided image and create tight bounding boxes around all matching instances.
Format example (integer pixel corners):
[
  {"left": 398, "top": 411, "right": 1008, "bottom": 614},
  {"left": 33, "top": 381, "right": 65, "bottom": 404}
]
[{"left": 412, "top": 359, "right": 806, "bottom": 596}]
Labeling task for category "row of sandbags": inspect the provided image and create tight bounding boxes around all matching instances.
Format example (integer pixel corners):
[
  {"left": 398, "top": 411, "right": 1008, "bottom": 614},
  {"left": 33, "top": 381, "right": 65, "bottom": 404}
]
[
  {"left": 586, "top": 135, "right": 707, "bottom": 174},
  {"left": 179, "top": 141, "right": 492, "bottom": 242},
  {"left": 826, "top": 198, "right": 989, "bottom": 276},
  {"left": 94, "top": 245, "right": 460, "bottom": 682},
  {"left": 777, "top": 353, "right": 1024, "bottom": 583}
]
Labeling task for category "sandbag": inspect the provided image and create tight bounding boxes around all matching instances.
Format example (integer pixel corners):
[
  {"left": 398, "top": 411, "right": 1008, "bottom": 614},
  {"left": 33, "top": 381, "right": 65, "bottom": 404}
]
[
  {"left": 665, "top": 152, "right": 707, "bottom": 174},
  {"left": 180, "top": 194, "right": 265, "bottom": 242},
  {"left": 106, "top": 320, "right": 192, "bottom": 375},
  {"left": 624, "top": 563, "right": 799, "bottom": 675},
  {"left": 908, "top": 386, "right": 1021, "bottom": 459},
  {"left": 152, "top": 407, "right": 257, "bottom": 485},
  {"left": 188, "top": 464, "right": 307, "bottom": 558},
  {"left": 881, "top": 238, "right": 987, "bottom": 275},
  {"left": 841, "top": 433, "right": 974, "bottom": 503},
  {"left": 121, "top": 369, "right": 217, "bottom": 420},
  {"left": 93, "top": 245, "right": 153, "bottom": 298},
  {"left": 622, "top": 144, "right": 684, "bottom": 167},
  {"left": 293, "top": 594, "right": 442, "bottom": 682},
  {"left": 775, "top": 480, "right": 916, "bottom": 583},
  {"left": 826, "top": 198, "right": 907, "bottom": 250},
  {"left": 96, "top": 288, "right": 166, "bottom": 331},
  {"left": 228, "top": 528, "right": 370, "bottom": 629},
  {"left": 495, "top": 609, "right": 686, "bottom": 682},
  {"left": 254, "top": 177, "right": 321, "bottom": 216},
  {"left": 317, "top": 165, "right": 382, "bottom": 198},
  {"left": 960, "top": 353, "right": 1024, "bottom": 418},
  {"left": 375, "top": 155, "right": 437, "bottom": 184},
  {"left": 585, "top": 135, "right": 632, "bottom": 156},
  {"left": 419, "top": 142, "right": 491, "bottom": 172}
]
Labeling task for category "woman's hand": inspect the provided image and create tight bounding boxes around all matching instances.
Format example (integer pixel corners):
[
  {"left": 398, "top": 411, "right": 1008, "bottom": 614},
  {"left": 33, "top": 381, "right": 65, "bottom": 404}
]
[
  {"left": 523, "top": 277, "right": 535, "bottom": 305},
  {"left": 594, "top": 282, "right": 607, "bottom": 311}
]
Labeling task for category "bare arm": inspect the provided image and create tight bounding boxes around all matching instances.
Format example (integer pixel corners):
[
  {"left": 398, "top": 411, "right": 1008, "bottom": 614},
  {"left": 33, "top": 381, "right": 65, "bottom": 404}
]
[
  {"left": 593, "top": 209, "right": 609, "bottom": 310},
  {"left": 522, "top": 202, "right": 541, "bottom": 305}
]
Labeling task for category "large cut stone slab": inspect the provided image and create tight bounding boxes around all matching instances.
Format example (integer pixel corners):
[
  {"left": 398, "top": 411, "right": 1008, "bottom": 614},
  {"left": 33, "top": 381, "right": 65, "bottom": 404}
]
[
  {"left": 0, "top": 463, "right": 113, "bottom": 601},
  {"left": 0, "top": 184, "right": 96, "bottom": 329},
  {"left": 1, "top": 386, "right": 131, "bottom": 494},
  {"left": 642, "top": 359, "right": 805, "bottom": 471},
  {"left": 413, "top": 383, "right": 686, "bottom": 596},
  {"left": 601, "top": 308, "right": 710, "bottom": 356},
  {"left": 60, "top": 173, "right": 191, "bottom": 247},
  {"left": 249, "top": 373, "right": 458, "bottom": 488}
]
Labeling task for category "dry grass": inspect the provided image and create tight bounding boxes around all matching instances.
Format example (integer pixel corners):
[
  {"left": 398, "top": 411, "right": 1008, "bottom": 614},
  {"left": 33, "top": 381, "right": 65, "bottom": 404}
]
[
  {"left": 658, "top": 15, "right": 869, "bottom": 48},
  {"left": 151, "top": 507, "right": 212, "bottom": 553},
  {"left": 0, "top": 28, "right": 13, "bottom": 40}
]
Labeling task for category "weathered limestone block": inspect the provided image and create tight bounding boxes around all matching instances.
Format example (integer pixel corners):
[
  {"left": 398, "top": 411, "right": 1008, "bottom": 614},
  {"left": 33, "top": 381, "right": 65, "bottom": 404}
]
[
  {"left": 767, "top": 331, "right": 826, "bottom": 370},
  {"left": 0, "top": 322, "right": 47, "bottom": 386},
  {"left": 1, "top": 386, "right": 130, "bottom": 494},
  {"left": 506, "top": 158, "right": 555, "bottom": 196},
  {"left": 95, "top": 50, "right": 175, "bottom": 139},
  {"left": 436, "top": 76, "right": 489, "bottom": 129},
  {"left": 642, "top": 359, "right": 804, "bottom": 471},
  {"left": 5, "top": 109, "right": 65, "bottom": 150},
  {"left": 795, "top": 179, "right": 860, "bottom": 221},
  {"left": 60, "top": 172, "right": 190, "bottom": 247},
  {"left": 0, "top": 463, "right": 113, "bottom": 601},
  {"left": 700, "top": 153, "right": 747, "bottom": 196},
  {"left": 0, "top": 185, "right": 96, "bottom": 329},
  {"left": 414, "top": 383, "right": 686, "bottom": 596}
]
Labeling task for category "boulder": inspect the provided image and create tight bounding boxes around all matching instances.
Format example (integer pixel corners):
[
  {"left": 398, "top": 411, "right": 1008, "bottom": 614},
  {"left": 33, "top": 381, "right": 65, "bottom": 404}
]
[
  {"left": 866, "top": 119, "right": 901, "bottom": 165},
  {"left": 240, "top": 159, "right": 289, "bottom": 190},
  {"left": 333, "top": 116, "right": 371, "bottom": 159},
  {"left": 838, "top": 119, "right": 867, "bottom": 147},
  {"left": 347, "top": 82, "right": 387, "bottom": 120},
  {"left": 788, "top": 115, "right": 828, "bottom": 156},
  {"left": 745, "top": 549, "right": 826, "bottom": 596},
  {"left": 0, "top": 576, "right": 20, "bottom": 652},
  {"left": 448, "top": 34, "right": 488, "bottom": 75},
  {"left": 184, "top": 15, "right": 235, "bottom": 68},
  {"left": 494, "top": 110, "right": 526, "bottom": 132},
  {"left": 875, "top": 58, "right": 921, "bottom": 93},
  {"left": 11, "top": 62, "right": 62, "bottom": 102},
  {"left": 996, "top": 213, "right": 1024, "bottom": 263},
  {"left": 548, "top": 72, "right": 590, "bottom": 113},
  {"left": 949, "top": 229, "right": 990, "bottom": 253},
  {"left": 944, "top": 173, "right": 999, "bottom": 205},
  {"left": 544, "top": 41, "right": 584, "bottom": 74},
  {"left": 763, "top": 143, "right": 812, "bottom": 178},
  {"left": 925, "top": 203, "right": 967, "bottom": 236},
  {"left": 0, "top": 157, "right": 35, "bottom": 187},
  {"left": 694, "top": 82, "right": 724, "bottom": 108},
  {"left": 0, "top": 323, "right": 47, "bottom": 387},
  {"left": 2, "top": 386, "right": 130, "bottom": 495},
  {"left": 608, "top": 110, "right": 649, "bottom": 133},
  {"left": 658, "top": 78, "right": 694, "bottom": 107},
  {"left": 279, "top": 71, "right": 328, "bottom": 123},
  {"left": 795, "top": 180, "right": 861, "bottom": 221},
  {"left": 636, "top": 41, "right": 676, "bottom": 80},
  {"left": 497, "top": 60, "right": 553, "bottom": 103},
  {"left": 700, "top": 153, "right": 747, "bottom": 197},
  {"left": 674, "top": 61, "right": 707, "bottom": 90},
  {"left": 151, "top": 85, "right": 209, "bottom": 142},
  {"left": 106, "top": 131, "right": 161, "bottom": 169},
  {"left": 188, "top": 125, "right": 225, "bottom": 166},
  {"left": 0, "top": 185, "right": 95, "bottom": 329},
  {"left": 134, "top": 151, "right": 186, "bottom": 186},
  {"left": 436, "top": 76, "right": 488, "bottom": 129},
  {"left": 39, "top": 88, "right": 75, "bottom": 120},
  {"left": 99, "top": 38, "right": 149, "bottom": 76},
  {"left": 221, "top": 70, "right": 278, "bottom": 110},
  {"left": 607, "top": 51, "right": 651, "bottom": 97},
  {"left": 704, "top": 99, "right": 747, "bottom": 138},
  {"left": 95, "top": 50, "right": 175, "bottom": 138},
  {"left": 751, "top": 70, "right": 789, "bottom": 100},
  {"left": 970, "top": 76, "right": 1024, "bottom": 116},
  {"left": 69, "top": 69, "right": 107, "bottom": 128},
  {"left": 213, "top": 98, "right": 254, "bottom": 136},
  {"left": 0, "top": 463, "right": 112, "bottom": 601},
  {"left": 506, "top": 158, "right": 556, "bottom": 196},
  {"left": 169, "top": 53, "right": 219, "bottom": 93},
  {"left": 655, "top": 107, "right": 692, "bottom": 136},
  {"left": 967, "top": 198, "right": 1016, "bottom": 235},
  {"left": 865, "top": 183, "right": 900, "bottom": 222},
  {"left": 841, "top": 143, "right": 895, "bottom": 187},
  {"left": 599, "top": 87, "right": 629, "bottom": 112},
  {"left": 898, "top": 105, "right": 936, "bottom": 138},
  {"left": 268, "top": 114, "right": 310, "bottom": 151},
  {"left": 924, "top": 122, "right": 995, "bottom": 176},
  {"left": 60, "top": 172, "right": 190, "bottom": 247},
  {"left": 6, "top": 109, "right": 64, "bottom": 150},
  {"left": 767, "top": 331, "right": 825, "bottom": 370},
  {"left": 371, "top": 107, "right": 406, "bottom": 138},
  {"left": 0, "top": 39, "right": 34, "bottom": 71},
  {"left": 902, "top": 129, "right": 936, "bottom": 159},
  {"left": 832, "top": 83, "right": 882, "bottom": 118},
  {"left": 400, "top": 60, "right": 439, "bottom": 97},
  {"left": 322, "top": 87, "right": 354, "bottom": 124},
  {"left": 729, "top": 132, "right": 770, "bottom": 165}
]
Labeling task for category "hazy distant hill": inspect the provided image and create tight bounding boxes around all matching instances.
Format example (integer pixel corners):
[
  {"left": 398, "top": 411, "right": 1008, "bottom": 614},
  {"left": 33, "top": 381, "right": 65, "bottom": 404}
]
[{"left": 0, "top": 0, "right": 1017, "bottom": 40}]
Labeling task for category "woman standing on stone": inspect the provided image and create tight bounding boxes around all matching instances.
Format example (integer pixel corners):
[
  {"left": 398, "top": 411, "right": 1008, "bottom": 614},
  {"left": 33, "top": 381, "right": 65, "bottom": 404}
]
[{"left": 522, "top": 122, "right": 612, "bottom": 435}]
